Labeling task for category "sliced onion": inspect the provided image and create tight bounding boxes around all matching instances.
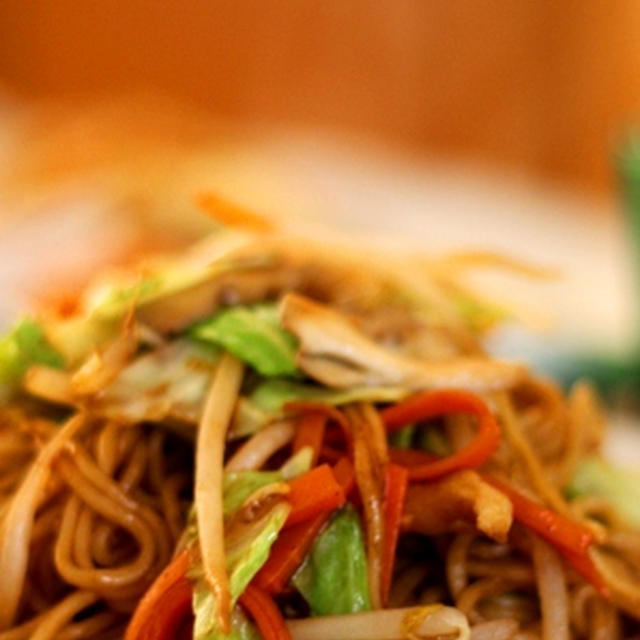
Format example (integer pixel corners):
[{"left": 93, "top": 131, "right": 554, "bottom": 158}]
[
  {"left": 225, "top": 420, "right": 295, "bottom": 472},
  {"left": 94, "top": 339, "right": 219, "bottom": 425},
  {"left": 279, "top": 293, "right": 524, "bottom": 393},
  {"left": 287, "top": 605, "right": 470, "bottom": 640}
]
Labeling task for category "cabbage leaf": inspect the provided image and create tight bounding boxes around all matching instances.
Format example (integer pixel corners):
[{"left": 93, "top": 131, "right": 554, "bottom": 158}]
[
  {"left": 189, "top": 488, "right": 288, "bottom": 640},
  {"left": 229, "top": 379, "right": 406, "bottom": 439},
  {"left": 192, "top": 597, "right": 261, "bottom": 640},
  {"left": 0, "top": 319, "right": 64, "bottom": 398},
  {"left": 191, "top": 455, "right": 313, "bottom": 640},
  {"left": 223, "top": 449, "right": 313, "bottom": 516},
  {"left": 222, "top": 471, "right": 281, "bottom": 518},
  {"left": 568, "top": 456, "right": 640, "bottom": 527},
  {"left": 292, "top": 504, "right": 371, "bottom": 615},
  {"left": 93, "top": 339, "right": 220, "bottom": 424},
  {"left": 191, "top": 304, "right": 298, "bottom": 377},
  {"left": 250, "top": 378, "right": 406, "bottom": 414}
]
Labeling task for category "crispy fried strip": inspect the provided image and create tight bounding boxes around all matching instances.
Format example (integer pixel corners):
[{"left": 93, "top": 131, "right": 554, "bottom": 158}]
[{"left": 404, "top": 470, "right": 513, "bottom": 543}]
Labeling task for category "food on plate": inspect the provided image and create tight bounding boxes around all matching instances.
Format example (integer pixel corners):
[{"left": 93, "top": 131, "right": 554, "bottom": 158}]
[{"left": 0, "top": 208, "right": 638, "bottom": 640}]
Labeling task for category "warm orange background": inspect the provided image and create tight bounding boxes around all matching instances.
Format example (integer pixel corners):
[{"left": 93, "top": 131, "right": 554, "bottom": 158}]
[{"left": 1, "top": 1, "right": 640, "bottom": 193}]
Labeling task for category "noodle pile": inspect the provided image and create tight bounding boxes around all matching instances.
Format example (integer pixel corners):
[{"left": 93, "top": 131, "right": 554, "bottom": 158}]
[
  {"left": 0, "top": 219, "right": 639, "bottom": 640},
  {"left": 0, "top": 411, "right": 192, "bottom": 639}
]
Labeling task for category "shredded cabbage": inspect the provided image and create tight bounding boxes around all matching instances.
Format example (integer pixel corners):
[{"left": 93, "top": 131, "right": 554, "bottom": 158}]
[
  {"left": 189, "top": 480, "right": 291, "bottom": 640},
  {"left": 250, "top": 379, "right": 407, "bottom": 414},
  {"left": 191, "top": 448, "right": 314, "bottom": 640},
  {"left": 191, "top": 304, "right": 299, "bottom": 377},
  {"left": 568, "top": 456, "right": 640, "bottom": 527},
  {"left": 229, "top": 380, "right": 407, "bottom": 440},
  {"left": 222, "top": 471, "right": 282, "bottom": 518},
  {"left": 192, "top": 599, "right": 261, "bottom": 640},
  {"left": 45, "top": 230, "right": 258, "bottom": 364},
  {"left": 0, "top": 319, "right": 64, "bottom": 399},
  {"left": 223, "top": 450, "right": 313, "bottom": 516},
  {"left": 94, "top": 339, "right": 220, "bottom": 424},
  {"left": 292, "top": 504, "right": 371, "bottom": 615}
]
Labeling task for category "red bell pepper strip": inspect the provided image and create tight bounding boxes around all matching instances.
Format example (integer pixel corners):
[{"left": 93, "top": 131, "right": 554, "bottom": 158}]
[
  {"left": 484, "top": 476, "right": 610, "bottom": 598},
  {"left": 381, "top": 390, "right": 500, "bottom": 481},
  {"left": 564, "top": 549, "right": 610, "bottom": 598},
  {"left": 380, "top": 464, "right": 409, "bottom": 606},
  {"left": 286, "top": 464, "right": 346, "bottom": 527},
  {"left": 284, "top": 402, "right": 350, "bottom": 432},
  {"left": 490, "top": 477, "right": 609, "bottom": 597},
  {"left": 256, "top": 458, "right": 355, "bottom": 593},
  {"left": 125, "top": 550, "right": 193, "bottom": 640},
  {"left": 292, "top": 413, "right": 326, "bottom": 466},
  {"left": 388, "top": 447, "right": 437, "bottom": 467},
  {"left": 239, "top": 585, "right": 293, "bottom": 640},
  {"left": 324, "top": 425, "right": 347, "bottom": 445},
  {"left": 320, "top": 444, "right": 344, "bottom": 464},
  {"left": 484, "top": 476, "right": 593, "bottom": 556}
]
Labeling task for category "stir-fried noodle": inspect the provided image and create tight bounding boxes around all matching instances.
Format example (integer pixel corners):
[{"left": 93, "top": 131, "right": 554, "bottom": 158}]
[{"left": 1, "top": 220, "right": 639, "bottom": 640}]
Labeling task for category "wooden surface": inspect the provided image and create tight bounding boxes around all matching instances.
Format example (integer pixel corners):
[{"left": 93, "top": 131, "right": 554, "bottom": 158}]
[{"left": 1, "top": 1, "right": 640, "bottom": 193}]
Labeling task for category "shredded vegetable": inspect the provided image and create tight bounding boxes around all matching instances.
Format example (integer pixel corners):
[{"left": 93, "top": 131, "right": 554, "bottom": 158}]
[
  {"left": 124, "top": 550, "right": 192, "bottom": 640},
  {"left": 191, "top": 304, "right": 299, "bottom": 377},
  {"left": 381, "top": 464, "right": 409, "bottom": 605},
  {"left": 0, "top": 318, "right": 64, "bottom": 398},
  {"left": 239, "top": 585, "right": 292, "bottom": 640},
  {"left": 255, "top": 459, "right": 356, "bottom": 594},
  {"left": 382, "top": 390, "right": 500, "bottom": 480},
  {"left": 285, "top": 465, "right": 346, "bottom": 527},
  {"left": 292, "top": 505, "right": 371, "bottom": 615}
]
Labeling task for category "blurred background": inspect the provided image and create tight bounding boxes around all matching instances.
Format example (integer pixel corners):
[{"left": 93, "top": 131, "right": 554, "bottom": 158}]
[
  {"left": 3, "top": 1, "right": 640, "bottom": 192},
  {"left": 2, "top": 1, "right": 640, "bottom": 431}
]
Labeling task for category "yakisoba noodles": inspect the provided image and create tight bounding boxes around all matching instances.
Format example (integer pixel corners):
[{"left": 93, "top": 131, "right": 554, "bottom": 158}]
[{"left": 0, "top": 206, "right": 639, "bottom": 640}]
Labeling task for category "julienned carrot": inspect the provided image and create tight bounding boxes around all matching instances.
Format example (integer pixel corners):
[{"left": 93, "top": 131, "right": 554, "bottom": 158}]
[
  {"left": 255, "top": 458, "right": 355, "bottom": 593},
  {"left": 196, "top": 192, "right": 274, "bottom": 232},
  {"left": 239, "top": 585, "right": 292, "bottom": 640},
  {"left": 293, "top": 413, "right": 326, "bottom": 466},
  {"left": 125, "top": 550, "right": 193, "bottom": 640},
  {"left": 380, "top": 464, "right": 409, "bottom": 606},
  {"left": 380, "top": 465, "right": 408, "bottom": 596},
  {"left": 285, "top": 464, "right": 346, "bottom": 527},
  {"left": 381, "top": 390, "right": 500, "bottom": 481},
  {"left": 485, "top": 476, "right": 593, "bottom": 556},
  {"left": 332, "top": 457, "right": 356, "bottom": 495},
  {"left": 254, "top": 515, "right": 327, "bottom": 593}
]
